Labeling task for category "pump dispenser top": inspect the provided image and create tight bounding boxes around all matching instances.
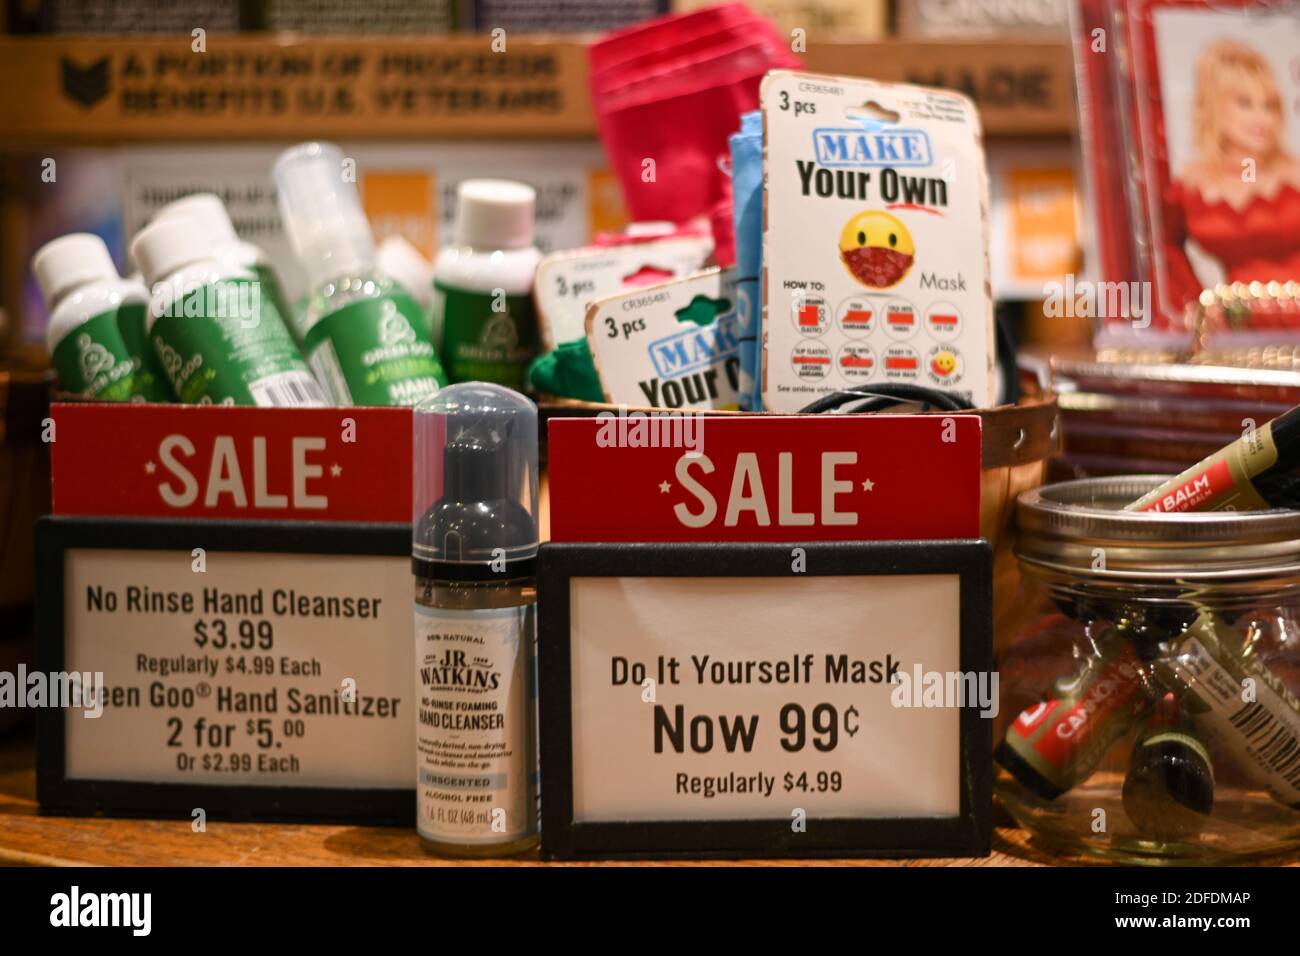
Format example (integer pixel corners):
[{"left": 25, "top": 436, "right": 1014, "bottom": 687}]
[
  {"left": 273, "top": 141, "right": 375, "bottom": 288},
  {"left": 412, "top": 382, "right": 538, "bottom": 577}
]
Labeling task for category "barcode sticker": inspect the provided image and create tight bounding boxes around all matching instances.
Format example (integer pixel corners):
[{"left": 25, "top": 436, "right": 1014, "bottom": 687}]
[
  {"left": 246, "top": 371, "right": 327, "bottom": 408},
  {"left": 307, "top": 339, "right": 352, "bottom": 406},
  {"left": 1170, "top": 637, "right": 1300, "bottom": 803}
]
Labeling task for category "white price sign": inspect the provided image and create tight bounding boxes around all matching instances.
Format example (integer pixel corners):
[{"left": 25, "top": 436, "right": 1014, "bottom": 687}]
[
  {"left": 37, "top": 520, "right": 415, "bottom": 822},
  {"left": 538, "top": 542, "right": 993, "bottom": 860},
  {"left": 571, "top": 575, "right": 961, "bottom": 821}
]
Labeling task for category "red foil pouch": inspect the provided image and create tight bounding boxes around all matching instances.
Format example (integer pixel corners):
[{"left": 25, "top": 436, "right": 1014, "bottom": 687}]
[{"left": 590, "top": 4, "right": 801, "bottom": 224}]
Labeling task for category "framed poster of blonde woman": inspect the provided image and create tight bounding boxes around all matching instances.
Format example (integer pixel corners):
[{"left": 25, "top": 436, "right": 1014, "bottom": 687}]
[{"left": 1126, "top": 0, "right": 1300, "bottom": 332}]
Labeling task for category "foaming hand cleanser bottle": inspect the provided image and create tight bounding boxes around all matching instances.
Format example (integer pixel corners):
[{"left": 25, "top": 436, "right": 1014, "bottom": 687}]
[
  {"left": 274, "top": 142, "right": 448, "bottom": 406},
  {"left": 412, "top": 383, "right": 539, "bottom": 856}
]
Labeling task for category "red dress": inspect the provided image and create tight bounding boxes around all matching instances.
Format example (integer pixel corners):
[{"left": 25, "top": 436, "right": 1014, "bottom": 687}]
[{"left": 1163, "top": 178, "right": 1300, "bottom": 327}]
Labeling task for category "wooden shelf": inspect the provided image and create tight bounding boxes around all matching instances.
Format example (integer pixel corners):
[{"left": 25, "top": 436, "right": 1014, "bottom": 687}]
[
  {"left": 0, "top": 730, "right": 1029, "bottom": 866},
  {"left": 0, "top": 35, "right": 1074, "bottom": 145},
  {"left": 2, "top": 731, "right": 1286, "bottom": 868},
  {"left": 6, "top": 697, "right": 1300, "bottom": 867}
]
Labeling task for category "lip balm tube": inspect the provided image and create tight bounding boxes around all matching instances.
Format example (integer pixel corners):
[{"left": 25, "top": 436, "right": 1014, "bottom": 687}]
[
  {"left": 997, "top": 625, "right": 1153, "bottom": 799},
  {"left": 1125, "top": 404, "right": 1300, "bottom": 513},
  {"left": 1138, "top": 609, "right": 1300, "bottom": 811},
  {"left": 1122, "top": 700, "right": 1215, "bottom": 843}
]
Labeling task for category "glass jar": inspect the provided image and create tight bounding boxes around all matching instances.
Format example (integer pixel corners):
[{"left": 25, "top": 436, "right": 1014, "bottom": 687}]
[{"left": 997, "top": 475, "right": 1300, "bottom": 864}]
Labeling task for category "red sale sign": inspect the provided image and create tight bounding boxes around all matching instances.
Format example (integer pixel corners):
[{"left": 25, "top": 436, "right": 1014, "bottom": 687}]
[
  {"left": 547, "top": 414, "right": 981, "bottom": 542},
  {"left": 50, "top": 403, "right": 412, "bottom": 523}
]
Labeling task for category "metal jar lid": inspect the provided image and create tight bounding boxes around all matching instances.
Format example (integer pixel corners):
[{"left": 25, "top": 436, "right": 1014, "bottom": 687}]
[{"left": 1016, "top": 475, "right": 1300, "bottom": 581}]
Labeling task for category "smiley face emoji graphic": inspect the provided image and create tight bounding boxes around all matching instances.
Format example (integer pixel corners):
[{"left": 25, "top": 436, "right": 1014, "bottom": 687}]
[
  {"left": 839, "top": 211, "right": 914, "bottom": 289},
  {"left": 926, "top": 346, "right": 962, "bottom": 385},
  {"left": 931, "top": 351, "right": 957, "bottom": 377}
]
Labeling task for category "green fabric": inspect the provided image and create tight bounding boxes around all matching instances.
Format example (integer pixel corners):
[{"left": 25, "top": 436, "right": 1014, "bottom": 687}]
[{"left": 528, "top": 339, "right": 605, "bottom": 403}]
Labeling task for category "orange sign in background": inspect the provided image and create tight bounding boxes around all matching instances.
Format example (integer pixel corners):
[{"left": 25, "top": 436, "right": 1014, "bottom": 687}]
[
  {"left": 1007, "top": 167, "right": 1078, "bottom": 282},
  {"left": 361, "top": 171, "right": 437, "bottom": 259}
]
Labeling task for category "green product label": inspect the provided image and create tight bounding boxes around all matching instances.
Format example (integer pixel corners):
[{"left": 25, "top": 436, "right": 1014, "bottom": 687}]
[
  {"left": 151, "top": 277, "right": 324, "bottom": 407},
  {"left": 303, "top": 292, "right": 447, "bottom": 406},
  {"left": 251, "top": 263, "right": 301, "bottom": 349},
  {"left": 51, "top": 309, "right": 137, "bottom": 401},
  {"left": 436, "top": 281, "right": 539, "bottom": 390},
  {"left": 116, "top": 301, "right": 175, "bottom": 402}
]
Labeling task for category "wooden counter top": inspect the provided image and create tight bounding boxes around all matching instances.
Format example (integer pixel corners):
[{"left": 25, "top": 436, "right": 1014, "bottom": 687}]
[
  {"left": 0, "top": 729, "right": 1052, "bottom": 866},
  {"left": 2, "top": 732, "right": 1294, "bottom": 867}
]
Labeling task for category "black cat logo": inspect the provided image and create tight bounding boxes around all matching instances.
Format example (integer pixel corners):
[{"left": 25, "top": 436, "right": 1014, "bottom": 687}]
[{"left": 61, "top": 57, "right": 110, "bottom": 109}]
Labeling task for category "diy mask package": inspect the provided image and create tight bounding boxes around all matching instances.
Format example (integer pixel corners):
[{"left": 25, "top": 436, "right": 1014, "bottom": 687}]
[
  {"left": 564, "top": 71, "right": 1001, "bottom": 416},
  {"left": 760, "top": 71, "right": 997, "bottom": 413},
  {"left": 584, "top": 266, "right": 741, "bottom": 409},
  {"left": 529, "top": 228, "right": 715, "bottom": 402}
]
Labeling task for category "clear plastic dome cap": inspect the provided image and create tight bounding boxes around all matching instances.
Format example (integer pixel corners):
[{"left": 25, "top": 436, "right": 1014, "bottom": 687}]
[
  {"left": 412, "top": 382, "right": 538, "bottom": 574},
  {"left": 273, "top": 141, "right": 374, "bottom": 287}
]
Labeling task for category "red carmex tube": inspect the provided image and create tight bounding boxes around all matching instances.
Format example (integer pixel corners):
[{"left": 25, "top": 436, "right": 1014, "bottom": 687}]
[{"left": 997, "top": 625, "right": 1153, "bottom": 799}]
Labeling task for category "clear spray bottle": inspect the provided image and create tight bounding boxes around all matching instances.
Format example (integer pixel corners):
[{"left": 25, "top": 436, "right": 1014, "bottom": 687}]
[
  {"left": 274, "top": 141, "right": 447, "bottom": 406},
  {"left": 412, "top": 382, "right": 539, "bottom": 856}
]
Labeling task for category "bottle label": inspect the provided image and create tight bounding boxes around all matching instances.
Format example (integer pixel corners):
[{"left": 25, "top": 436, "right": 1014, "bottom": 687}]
[
  {"left": 1165, "top": 632, "right": 1300, "bottom": 804},
  {"left": 50, "top": 308, "right": 138, "bottom": 401},
  {"left": 304, "top": 293, "right": 446, "bottom": 406},
  {"left": 251, "top": 263, "right": 300, "bottom": 347},
  {"left": 151, "top": 277, "right": 324, "bottom": 407},
  {"left": 116, "top": 301, "right": 175, "bottom": 402},
  {"left": 436, "top": 281, "right": 539, "bottom": 390},
  {"left": 1129, "top": 423, "right": 1278, "bottom": 513},
  {"left": 414, "top": 603, "right": 537, "bottom": 845}
]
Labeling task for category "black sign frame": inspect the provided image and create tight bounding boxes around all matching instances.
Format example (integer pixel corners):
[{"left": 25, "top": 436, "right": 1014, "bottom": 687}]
[
  {"left": 35, "top": 515, "right": 413, "bottom": 826},
  {"left": 537, "top": 540, "right": 993, "bottom": 861}
]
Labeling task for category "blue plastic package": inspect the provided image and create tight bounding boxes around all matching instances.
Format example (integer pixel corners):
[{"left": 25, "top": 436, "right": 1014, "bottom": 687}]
[{"left": 730, "top": 110, "right": 763, "bottom": 411}]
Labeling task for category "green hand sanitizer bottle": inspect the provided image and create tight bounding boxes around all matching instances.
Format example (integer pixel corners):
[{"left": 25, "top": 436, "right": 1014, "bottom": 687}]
[
  {"left": 131, "top": 215, "right": 325, "bottom": 407},
  {"left": 275, "top": 142, "right": 448, "bottom": 406},
  {"left": 433, "top": 180, "right": 541, "bottom": 390},
  {"left": 152, "top": 192, "right": 301, "bottom": 351},
  {"left": 34, "top": 233, "right": 171, "bottom": 402}
]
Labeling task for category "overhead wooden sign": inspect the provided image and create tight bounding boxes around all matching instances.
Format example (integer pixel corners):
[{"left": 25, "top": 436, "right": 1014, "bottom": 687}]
[
  {"left": 0, "top": 37, "right": 1073, "bottom": 143},
  {"left": 0, "top": 36, "right": 595, "bottom": 142}
]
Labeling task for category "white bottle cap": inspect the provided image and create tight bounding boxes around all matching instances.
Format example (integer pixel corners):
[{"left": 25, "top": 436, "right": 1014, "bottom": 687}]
[
  {"left": 453, "top": 179, "right": 535, "bottom": 251},
  {"left": 153, "top": 193, "right": 240, "bottom": 245},
  {"left": 31, "top": 233, "right": 119, "bottom": 306},
  {"left": 130, "top": 215, "right": 216, "bottom": 286},
  {"left": 273, "top": 141, "right": 374, "bottom": 287},
  {"left": 377, "top": 235, "right": 434, "bottom": 307}
]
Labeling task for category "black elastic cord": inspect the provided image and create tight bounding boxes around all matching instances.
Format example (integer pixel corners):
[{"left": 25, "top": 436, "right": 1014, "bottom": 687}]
[
  {"left": 996, "top": 309, "right": 1020, "bottom": 406},
  {"left": 798, "top": 383, "right": 974, "bottom": 415}
]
